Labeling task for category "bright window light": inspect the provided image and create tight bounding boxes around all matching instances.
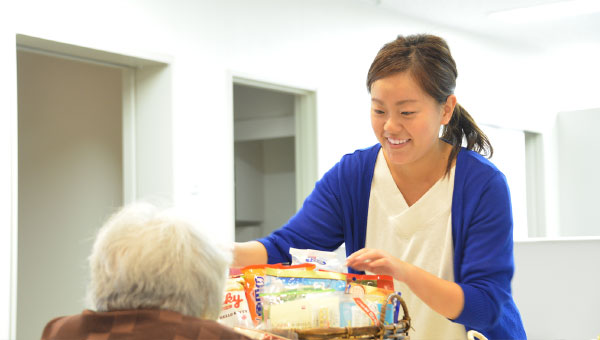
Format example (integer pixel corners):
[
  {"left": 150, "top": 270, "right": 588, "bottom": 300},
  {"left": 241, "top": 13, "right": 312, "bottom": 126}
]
[{"left": 488, "top": 0, "right": 600, "bottom": 22}]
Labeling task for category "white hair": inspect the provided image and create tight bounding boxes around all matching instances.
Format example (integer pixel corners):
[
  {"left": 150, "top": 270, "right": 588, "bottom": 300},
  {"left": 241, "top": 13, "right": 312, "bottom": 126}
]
[{"left": 86, "top": 202, "right": 231, "bottom": 319}]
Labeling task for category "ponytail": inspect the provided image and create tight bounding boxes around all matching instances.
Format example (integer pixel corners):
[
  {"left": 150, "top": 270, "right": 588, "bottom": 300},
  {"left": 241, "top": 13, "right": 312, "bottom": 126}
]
[{"left": 441, "top": 103, "right": 493, "bottom": 175}]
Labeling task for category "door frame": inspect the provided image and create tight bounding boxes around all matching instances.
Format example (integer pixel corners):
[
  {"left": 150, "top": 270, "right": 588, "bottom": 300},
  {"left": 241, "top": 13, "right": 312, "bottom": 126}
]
[{"left": 230, "top": 74, "right": 318, "bottom": 210}]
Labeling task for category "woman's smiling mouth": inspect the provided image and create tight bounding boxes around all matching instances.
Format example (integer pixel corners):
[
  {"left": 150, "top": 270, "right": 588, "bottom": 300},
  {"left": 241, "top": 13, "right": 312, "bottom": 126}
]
[{"left": 387, "top": 137, "right": 411, "bottom": 145}]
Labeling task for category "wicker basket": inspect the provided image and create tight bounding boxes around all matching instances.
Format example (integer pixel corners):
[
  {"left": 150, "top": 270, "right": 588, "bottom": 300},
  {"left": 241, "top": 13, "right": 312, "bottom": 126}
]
[{"left": 292, "top": 293, "right": 411, "bottom": 340}]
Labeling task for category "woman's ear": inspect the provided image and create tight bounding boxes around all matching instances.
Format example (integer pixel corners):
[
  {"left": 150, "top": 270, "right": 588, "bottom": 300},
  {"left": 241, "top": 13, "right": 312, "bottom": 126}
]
[{"left": 442, "top": 94, "right": 457, "bottom": 125}]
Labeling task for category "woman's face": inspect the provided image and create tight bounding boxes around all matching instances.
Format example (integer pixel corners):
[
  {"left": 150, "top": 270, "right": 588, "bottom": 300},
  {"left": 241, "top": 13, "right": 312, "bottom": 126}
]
[{"left": 370, "top": 72, "right": 454, "bottom": 167}]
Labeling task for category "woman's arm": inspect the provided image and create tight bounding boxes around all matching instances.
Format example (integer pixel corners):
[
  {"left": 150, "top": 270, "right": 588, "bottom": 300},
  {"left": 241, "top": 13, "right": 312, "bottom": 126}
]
[
  {"left": 231, "top": 241, "right": 268, "bottom": 268},
  {"left": 346, "top": 248, "right": 464, "bottom": 319}
]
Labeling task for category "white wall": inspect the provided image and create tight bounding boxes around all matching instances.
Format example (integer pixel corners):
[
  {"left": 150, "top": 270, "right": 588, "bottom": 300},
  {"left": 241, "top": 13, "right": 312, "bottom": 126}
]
[
  {"left": 513, "top": 239, "right": 600, "bottom": 340},
  {"left": 134, "top": 65, "right": 174, "bottom": 203},
  {"left": 556, "top": 108, "right": 600, "bottom": 237},
  {"left": 527, "top": 43, "right": 600, "bottom": 238},
  {"left": 4, "top": 0, "right": 546, "bottom": 244},
  {"left": 481, "top": 125, "right": 528, "bottom": 240},
  {"left": 16, "top": 50, "right": 123, "bottom": 340},
  {"left": 2, "top": 0, "right": 599, "bottom": 338}
]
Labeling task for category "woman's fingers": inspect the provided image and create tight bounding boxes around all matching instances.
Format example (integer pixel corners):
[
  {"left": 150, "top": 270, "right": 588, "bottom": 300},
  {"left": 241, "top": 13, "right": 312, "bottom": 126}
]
[
  {"left": 346, "top": 249, "right": 400, "bottom": 278},
  {"left": 346, "top": 249, "right": 385, "bottom": 268},
  {"left": 345, "top": 247, "right": 371, "bottom": 261}
]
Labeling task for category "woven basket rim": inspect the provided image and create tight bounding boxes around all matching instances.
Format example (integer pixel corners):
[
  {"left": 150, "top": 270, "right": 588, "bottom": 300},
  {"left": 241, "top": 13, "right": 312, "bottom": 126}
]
[{"left": 290, "top": 293, "right": 411, "bottom": 339}]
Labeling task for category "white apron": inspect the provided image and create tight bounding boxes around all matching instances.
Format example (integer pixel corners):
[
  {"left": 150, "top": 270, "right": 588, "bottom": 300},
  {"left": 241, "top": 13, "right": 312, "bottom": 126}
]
[{"left": 365, "top": 150, "right": 466, "bottom": 340}]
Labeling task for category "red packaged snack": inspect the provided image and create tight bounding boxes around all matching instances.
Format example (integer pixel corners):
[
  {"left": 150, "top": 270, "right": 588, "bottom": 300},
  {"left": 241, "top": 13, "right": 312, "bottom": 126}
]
[{"left": 345, "top": 273, "right": 394, "bottom": 290}]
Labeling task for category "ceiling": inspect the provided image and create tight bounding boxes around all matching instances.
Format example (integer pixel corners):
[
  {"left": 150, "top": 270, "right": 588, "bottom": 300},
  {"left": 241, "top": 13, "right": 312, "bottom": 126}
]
[{"left": 366, "top": 0, "right": 600, "bottom": 51}]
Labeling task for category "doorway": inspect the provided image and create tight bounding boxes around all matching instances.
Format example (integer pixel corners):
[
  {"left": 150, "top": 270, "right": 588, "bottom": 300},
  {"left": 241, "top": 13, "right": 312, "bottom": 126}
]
[
  {"left": 17, "top": 49, "right": 123, "bottom": 340},
  {"left": 232, "top": 78, "right": 317, "bottom": 242},
  {"left": 15, "top": 36, "right": 173, "bottom": 340}
]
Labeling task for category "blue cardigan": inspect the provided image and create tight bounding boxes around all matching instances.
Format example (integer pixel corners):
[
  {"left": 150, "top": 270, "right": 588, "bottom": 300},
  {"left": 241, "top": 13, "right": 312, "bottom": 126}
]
[{"left": 258, "top": 144, "right": 526, "bottom": 339}]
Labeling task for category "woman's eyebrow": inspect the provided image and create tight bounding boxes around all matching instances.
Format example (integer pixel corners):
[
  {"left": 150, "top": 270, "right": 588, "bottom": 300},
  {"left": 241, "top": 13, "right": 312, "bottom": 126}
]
[{"left": 371, "top": 98, "right": 418, "bottom": 106}]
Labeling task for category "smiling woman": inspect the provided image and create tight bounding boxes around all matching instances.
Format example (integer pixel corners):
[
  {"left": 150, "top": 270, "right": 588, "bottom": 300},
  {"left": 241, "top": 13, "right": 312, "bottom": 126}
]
[{"left": 233, "top": 34, "right": 526, "bottom": 340}]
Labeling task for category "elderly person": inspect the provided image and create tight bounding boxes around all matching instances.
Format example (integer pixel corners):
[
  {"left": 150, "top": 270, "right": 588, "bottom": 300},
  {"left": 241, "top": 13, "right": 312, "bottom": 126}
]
[{"left": 42, "top": 203, "right": 250, "bottom": 340}]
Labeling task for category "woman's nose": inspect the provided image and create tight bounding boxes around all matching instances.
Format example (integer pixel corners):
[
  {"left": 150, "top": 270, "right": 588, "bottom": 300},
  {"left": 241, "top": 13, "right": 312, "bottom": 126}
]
[{"left": 384, "top": 114, "right": 402, "bottom": 132}]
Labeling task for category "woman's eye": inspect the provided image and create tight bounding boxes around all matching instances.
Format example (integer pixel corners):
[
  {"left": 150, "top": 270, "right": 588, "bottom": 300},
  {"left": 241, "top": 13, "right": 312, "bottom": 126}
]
[
  {"left": 401, "top": 111, "right": 416, "bottom": 116},
  {"left": 373, "top": 109, "right": 385, "bottom": 115}
]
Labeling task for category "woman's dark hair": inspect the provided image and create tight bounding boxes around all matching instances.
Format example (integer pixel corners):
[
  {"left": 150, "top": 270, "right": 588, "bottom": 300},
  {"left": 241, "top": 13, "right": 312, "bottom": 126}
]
[{"left": 366, "top": 34, "right": 493, "bottom": 174}]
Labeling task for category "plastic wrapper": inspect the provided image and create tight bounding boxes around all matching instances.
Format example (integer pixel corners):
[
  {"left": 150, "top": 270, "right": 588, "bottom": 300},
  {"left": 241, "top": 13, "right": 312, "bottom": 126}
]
[
  {"left": 241, "top": 263, "right": 315, "bottom": 325},
  {"left": 338, "top": 282, "right": 397, "bottom": 327},
  {"left": 262, "top": 267, "right": 347, "bottom": 295},
  {"left": 259, "top": 267, "right": 347, "bottom": 330},
  {"left": 218, "top": 275, "right": 253, "bottom": 328},
  {"left": 290, "top": 247, "right": 345, "bottom": 272},
  {"left": 261, "top": 289, "right": 342, "bottom": 329}
]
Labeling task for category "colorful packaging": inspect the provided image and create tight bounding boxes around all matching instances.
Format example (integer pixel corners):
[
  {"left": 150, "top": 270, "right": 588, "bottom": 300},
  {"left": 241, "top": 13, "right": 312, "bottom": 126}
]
[
  {"left": 339, "top": 298, "right": 394, "bottom": 327},
  {"left": 339, "top": 282, "right": 396, "bottom": 327},
  {"left": 218, "top": 275, "right": 253, "bottom": 328},
  {"left": 261, "top": 289, "right": 342, "bottom": 329},
  {"left": 259, "top": 267, "right": 347, "bottom": 330},
  {"left": 241, "top": 263, "right": 315, "bottom": 325},
  {"left": 262, "top": 267, "right": 347, "bottom": 294}
]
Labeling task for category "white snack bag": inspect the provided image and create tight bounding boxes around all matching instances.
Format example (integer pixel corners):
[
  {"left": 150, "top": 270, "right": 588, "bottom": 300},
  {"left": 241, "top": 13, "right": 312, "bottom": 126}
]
[
  {"left": 218, "top": 276, "right": 254, "bottom": 328},
  {"left": 289, "top": 247, "right": 345, "bottom": 272}
]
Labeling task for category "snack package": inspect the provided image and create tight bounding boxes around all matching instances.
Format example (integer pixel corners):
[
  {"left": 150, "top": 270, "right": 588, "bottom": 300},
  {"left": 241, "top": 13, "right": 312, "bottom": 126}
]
[
  {"left": 339, "top": 297, "right": 394, "bottom": 327},
  {"left": 261, "top": 289, "right": 342, "bottom": 329},
  {"left": 339, "top": 282, "right": 396, "bottom": 327},
  {"left": 241, "top": 263, "right": 315, "bottom": 326},
  {"left": 345, "top": 273, "right": 394, "bottom": 290},
  {"left": 259, "top": 267, "right": 347, "bottom": 329},
  {"left": 290, "top": 247, "right": 345, "bottom": 272},
  {"left": 262, "top": 267, "right": 347, "bottom": 295},
  {"left": 218, "top": 275, "right": 253, "bottom": 328}
]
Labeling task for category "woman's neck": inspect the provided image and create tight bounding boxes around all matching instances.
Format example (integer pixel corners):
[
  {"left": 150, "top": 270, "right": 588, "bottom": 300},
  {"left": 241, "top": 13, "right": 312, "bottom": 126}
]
[{"left": 384, "top": 140, "right": 453, "bottom": 205}]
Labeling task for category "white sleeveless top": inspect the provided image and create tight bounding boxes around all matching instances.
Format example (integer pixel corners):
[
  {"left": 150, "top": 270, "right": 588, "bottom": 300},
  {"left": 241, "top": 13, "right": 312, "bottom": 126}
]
[{"left": 365, "top": 150, "right": 466, "bottom": 340}]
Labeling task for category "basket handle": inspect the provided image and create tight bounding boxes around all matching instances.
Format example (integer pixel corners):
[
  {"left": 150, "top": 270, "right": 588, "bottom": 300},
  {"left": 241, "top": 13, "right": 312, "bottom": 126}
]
[{"left": 379, "top": 293, "right": 411, "bottom": 327}]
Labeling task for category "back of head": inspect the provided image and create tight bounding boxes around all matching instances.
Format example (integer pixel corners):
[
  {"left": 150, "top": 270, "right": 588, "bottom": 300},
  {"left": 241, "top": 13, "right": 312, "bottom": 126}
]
[
  {"left": 367, "top": 34, "right": 493, "bottom": 172},
  {"left": 86, "top": 202, "right": 230, "bottom": 319}
]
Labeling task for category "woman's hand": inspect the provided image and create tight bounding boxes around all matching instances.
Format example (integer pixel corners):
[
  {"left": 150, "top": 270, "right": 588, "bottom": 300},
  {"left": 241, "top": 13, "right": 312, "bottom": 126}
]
[
  {"left": 346, "top": 247, "right": 464, "bottom": 319},
  {"left": 345, "top": 248, "right": 412, "bottom": 282}
]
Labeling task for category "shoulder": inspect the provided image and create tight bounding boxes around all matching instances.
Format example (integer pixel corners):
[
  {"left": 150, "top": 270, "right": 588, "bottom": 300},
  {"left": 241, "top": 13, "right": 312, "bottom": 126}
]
[
  {"left": 456, "top": 148, "right": 506, "bottom": 185},
  {"left": 454, "top": 148, "right": 510, "bottom": 206},
  {"left": 457, "top": 148, "right": 500, "bottom": 174},
  {"left": 319, "top": 144, "right": 380, "bottom": 188},
  {"left": 335, "top": 144, "right": 380, "bottom": 173},
  {"left": 41, "top": 313, "right": 85, "bottom": 339},
  {"left": 340, "top": 144, "right": 381, "bottom": 162}
]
